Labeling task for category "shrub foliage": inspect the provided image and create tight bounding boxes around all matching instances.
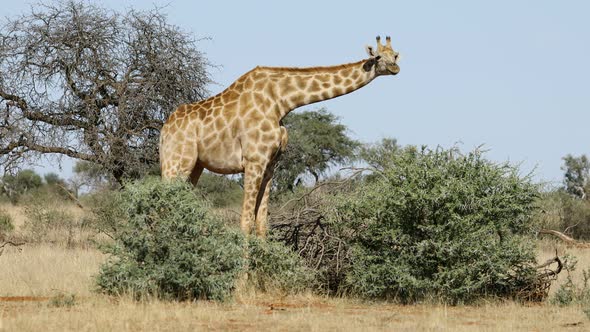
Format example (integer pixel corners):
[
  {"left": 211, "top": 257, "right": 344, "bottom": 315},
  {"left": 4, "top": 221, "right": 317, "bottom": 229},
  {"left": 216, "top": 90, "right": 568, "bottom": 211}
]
[
  {"left": 334, "top": 147, "right": 540, "bottom": 303},
  {"left": 0, "top": 209, "right": 13, "bottom": 235},
  {"left": 246, "top": 237, "right": 314, "bottom": 293},
  {"left": 551, "top": 254, "right": 590, "bottom": 319},
  {"left": 95, "top": 178, "right": 245, "bottom": 301},
  {"left": 535, "top": 190, "right": 590, "bottom": 240},
  {"left": 20, "top": 189, "right": 83, "bottom": 246},
  {"left": 94, "top": 145, "right": 543, "bottom": 303},
  {"left": 271, "top": 146, "right": 541, "bottom": 303}
]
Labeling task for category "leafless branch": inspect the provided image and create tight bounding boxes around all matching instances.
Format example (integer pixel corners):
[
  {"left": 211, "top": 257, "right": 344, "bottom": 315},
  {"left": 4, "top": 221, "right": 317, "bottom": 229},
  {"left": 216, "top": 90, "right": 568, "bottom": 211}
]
[
  {"left": 275, "top": 169, "right": 366, "bottom": 213},
  {"left": 0, "top": 240, "right": 25, "bottom": 256},
  {"left": 0, "top": 1, "right": 212, "bottom": 181},
  {"left": 538, "top": 229, "right": 590, "bottom": 248},
  {"left": 268, "top": 171, "right": 361, "bottom": 292}
]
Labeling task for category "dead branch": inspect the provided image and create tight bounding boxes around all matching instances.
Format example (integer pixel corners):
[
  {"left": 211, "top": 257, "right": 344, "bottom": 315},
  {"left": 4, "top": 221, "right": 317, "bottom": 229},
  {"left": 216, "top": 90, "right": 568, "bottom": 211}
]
[
  {"left": 0, "top": 2, "right": 211, "bottom": 182},
  {"left": 56, "top": 183, "right": 84, "bottom": 209},
  {"left": 275, "top": 169, "right": 366, "bottom": 213},
  {"left": 0, "top": 240, "right": 25, "bottom": 256},
  {"left": 563, "top": 222, "right": 580, "bottom": 236},
  {"left": 539, "top": 229, "right": 590, "bottom": 248},
  {"left": 536, "top": 254, "right": 563, "bottom": 279},
  {"left": 516, "top": 253, "right": 564, "bottom": 302},
  {"left": 268, "top": 172, "right": 361, "bottom": 293}
]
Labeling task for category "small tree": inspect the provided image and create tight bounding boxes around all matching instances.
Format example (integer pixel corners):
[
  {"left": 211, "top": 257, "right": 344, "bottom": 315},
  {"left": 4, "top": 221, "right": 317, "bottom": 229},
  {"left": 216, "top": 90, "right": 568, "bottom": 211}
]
[
  {"left": 0, "top": 1, "right": 211, "bottom": 182},
  {"left": 44, "top": 173, "right": 64, "bottom": 187},
  {"left": 358, "top": 137, "right": 401, "bottom": 171},
  {"left": 95, "top": 177, "right": 312, "bottom": 300},
  {"left": 562, "top": 154, "right": 590, "bottom": 199},
  {"left": 96, "top": 178, "right": 245, "bottom": 301},
  {"left": 1, "top": 169, "right": 43, "bottom": 202},
  {"left": 43, "top": 172, "right": 72, "bottom": 199},
  {"left": 328, "top": 146, "right": 540, "bottom": 303},
  {"left": 70, "top": 161, "right": 117, "bottom": 195},
  {"left": 273, "top": 108, "right": 359, "bottom": 194},
  {"left": 196, "top": 173, "right": 243, "bottom": 208}
]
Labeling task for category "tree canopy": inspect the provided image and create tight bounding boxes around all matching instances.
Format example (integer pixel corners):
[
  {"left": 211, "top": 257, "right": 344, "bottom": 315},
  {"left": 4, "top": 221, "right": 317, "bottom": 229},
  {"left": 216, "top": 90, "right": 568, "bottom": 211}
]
[
  {"left": 0, "top": 1, "right": 211, "bottom": 182},
  {"left": 358, "top": 137, "right": 401, "bottom": 171},
  {"left": 562, "top": 154, "right": 590, "bottom": 199},
  {"left": 273, "top": 108, "right": 359, "bottom": 194}
]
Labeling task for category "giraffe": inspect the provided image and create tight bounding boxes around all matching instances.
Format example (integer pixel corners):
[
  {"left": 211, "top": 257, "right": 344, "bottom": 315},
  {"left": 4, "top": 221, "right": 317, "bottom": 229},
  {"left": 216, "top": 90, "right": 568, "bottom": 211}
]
[{"left": 160, "top": 36, "right": 400, "bottom": 237}]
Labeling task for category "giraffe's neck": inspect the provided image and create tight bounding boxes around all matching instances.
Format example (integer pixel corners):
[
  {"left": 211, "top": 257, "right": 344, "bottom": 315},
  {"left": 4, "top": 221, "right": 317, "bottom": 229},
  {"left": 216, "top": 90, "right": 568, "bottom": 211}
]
[{"left": 257, "top": 60, "right": 378, "bottom": 120}]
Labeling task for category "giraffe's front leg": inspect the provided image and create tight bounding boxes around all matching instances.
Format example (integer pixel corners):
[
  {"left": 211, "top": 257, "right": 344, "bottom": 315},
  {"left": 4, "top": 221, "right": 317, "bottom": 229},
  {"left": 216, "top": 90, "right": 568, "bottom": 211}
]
[
  {"left": 255, "top": 163, "right": 275, "bottom": 238},
  {"left": 241, "top": 162, "right": 265, "bottom": 235},
  {"left": 255, "top": 127, "right": 288, "bottom": 237}
]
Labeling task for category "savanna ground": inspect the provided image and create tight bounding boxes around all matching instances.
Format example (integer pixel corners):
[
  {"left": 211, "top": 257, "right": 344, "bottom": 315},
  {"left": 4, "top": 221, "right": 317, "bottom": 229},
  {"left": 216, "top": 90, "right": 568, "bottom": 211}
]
[{"left": 0, "top": 203, "right": 588, "bottom": 331}]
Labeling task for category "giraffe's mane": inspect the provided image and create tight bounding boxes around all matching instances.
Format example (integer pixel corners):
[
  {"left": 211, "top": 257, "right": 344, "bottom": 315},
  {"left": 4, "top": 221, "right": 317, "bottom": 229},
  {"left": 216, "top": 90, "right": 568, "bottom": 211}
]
[{"left": 255, "top": 59, "right": 367, "bottom": 74}]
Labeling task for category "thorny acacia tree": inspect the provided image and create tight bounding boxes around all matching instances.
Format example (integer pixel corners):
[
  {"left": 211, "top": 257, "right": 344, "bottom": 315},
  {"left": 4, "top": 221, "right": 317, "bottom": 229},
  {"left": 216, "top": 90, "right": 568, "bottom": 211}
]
[
  {"left": 562, "top": 154, "right": 590, "bottom": 199},
  {"left": 273, "top": 109, "right": 359, "bottom": 194},
  {"left": 0, "top": 1, "right": 211, "bottom": 182}
]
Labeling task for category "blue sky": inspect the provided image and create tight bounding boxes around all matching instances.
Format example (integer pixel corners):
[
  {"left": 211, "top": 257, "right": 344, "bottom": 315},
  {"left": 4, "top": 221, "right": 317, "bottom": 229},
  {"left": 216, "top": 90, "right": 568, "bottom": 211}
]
[{"left": 4, "top": 1, "right": 590, "bottom": 185}]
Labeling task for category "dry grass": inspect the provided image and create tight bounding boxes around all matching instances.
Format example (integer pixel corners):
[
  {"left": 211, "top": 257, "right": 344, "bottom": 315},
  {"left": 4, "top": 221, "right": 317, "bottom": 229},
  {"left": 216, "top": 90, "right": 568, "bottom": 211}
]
[
  {"left": 0, "top": 240, "right": 588, "bottom": 331},
  {"left": 0, "top": 202, "right": 99, "bottom": 248},
  {"left": 1, "top": 295, "right": 587, "bottom": 331},
  {"left": 0, "top": 203, "right": 27, "bottom": 230},
  {"left": 538, "top": 238, "right": 590, "bottom": 297},
  {"left": 0, "top": 202, "right": 85, "bottom": 230},
  {"left": 1, "top": 201, "right": 589, "bottom": 331},
  {"left": 0, "top": 244, "right": 103, "bottom": 297}
]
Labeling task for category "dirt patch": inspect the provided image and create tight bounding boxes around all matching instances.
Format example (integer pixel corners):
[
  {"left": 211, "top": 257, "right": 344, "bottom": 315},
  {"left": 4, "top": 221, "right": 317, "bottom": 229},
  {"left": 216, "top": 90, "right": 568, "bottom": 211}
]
[
  {"left": 258, "top": 300, "right": 335, "bottom": 315},
  {"left": 262, "top": 301, "right": 333, "bottom": 309},
  {"left": 0, "top": 296, "right": 50, "bottom": 302}
]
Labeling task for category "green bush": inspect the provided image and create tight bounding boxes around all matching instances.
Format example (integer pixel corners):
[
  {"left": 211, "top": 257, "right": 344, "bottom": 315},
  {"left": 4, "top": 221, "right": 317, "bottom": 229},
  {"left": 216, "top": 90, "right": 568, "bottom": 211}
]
[
  {"left": 551, "top": 254, "right": 590, "bottom": 319},
  {"left": 20, "top": 190, "right": 79, "bottom": 245},
  {"left": 95, "top": 177, "right": 245, "bottom": 301},
  {"left": 196, "top": 173, "right": 243, "bottom": 208},
  {"left": 80, "top": 189, "right": 125, "bottom": 239},
  {"left": 246, "top": 237, "right": 314, "bottom": 293},
  {"left": 49, "top": 293, "right": 77, "bottom": 308},
  {"left": 43, "top": 173, "right": 71, "bottom": 197},
  {"left": 1, "top": 169, "right": 43, "bottom": 203},
  {"left": 328, "top": 146, "right": 540, "bottom": 303},
  {"left": 535, "top": 190, "right": 590, "bottom": 240}
]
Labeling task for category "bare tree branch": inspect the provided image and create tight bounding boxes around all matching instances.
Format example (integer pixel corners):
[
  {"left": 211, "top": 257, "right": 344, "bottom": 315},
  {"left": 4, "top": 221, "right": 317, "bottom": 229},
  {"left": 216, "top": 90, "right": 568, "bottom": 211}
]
[
  {"left": 0, "top": 1, "right": 212, "bottom": 181},
  {"left": 539, "top": 229, "right": 590, "bottom": 248}
]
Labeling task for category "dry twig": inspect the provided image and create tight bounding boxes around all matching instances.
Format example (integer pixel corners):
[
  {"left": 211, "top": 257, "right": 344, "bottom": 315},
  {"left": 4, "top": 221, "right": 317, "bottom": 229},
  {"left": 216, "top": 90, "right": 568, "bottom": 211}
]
[
  {"left": 539, "top": 229, "right": 590, "bottom": 248},
  {"left": 0, "top": 240, "right": 25, "bottom": 256}
]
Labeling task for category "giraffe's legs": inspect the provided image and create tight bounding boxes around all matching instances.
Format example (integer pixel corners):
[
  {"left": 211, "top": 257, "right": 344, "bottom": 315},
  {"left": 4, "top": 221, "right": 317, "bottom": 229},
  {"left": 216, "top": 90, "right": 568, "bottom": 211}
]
[
  {"left": 241, "top": 162, "right": 265, "bottom": 235},
  {"left": 189, "top": 162, "right": 204, "bottom": 186},
  {"left": 254, "top": 160, "right": 276, "bottom": 238},
  {"left": 241, "top": 127, "right": 288, "bottom": 237},
  {"left": 254, "top": 126, "right": 288, "bottom": 237}
]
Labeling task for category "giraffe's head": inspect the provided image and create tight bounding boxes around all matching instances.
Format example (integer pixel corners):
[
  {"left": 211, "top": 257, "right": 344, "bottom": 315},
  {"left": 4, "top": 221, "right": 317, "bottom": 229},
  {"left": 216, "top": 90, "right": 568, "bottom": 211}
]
[{"left": 365, "top": 36, "right": 400, "bottom": 75}]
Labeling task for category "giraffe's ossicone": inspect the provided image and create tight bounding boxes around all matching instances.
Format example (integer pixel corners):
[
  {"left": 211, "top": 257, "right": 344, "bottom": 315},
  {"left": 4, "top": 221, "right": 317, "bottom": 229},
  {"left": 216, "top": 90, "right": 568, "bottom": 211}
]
[{"left": 160, "top": 36, "right": 400, "bottom": 237}]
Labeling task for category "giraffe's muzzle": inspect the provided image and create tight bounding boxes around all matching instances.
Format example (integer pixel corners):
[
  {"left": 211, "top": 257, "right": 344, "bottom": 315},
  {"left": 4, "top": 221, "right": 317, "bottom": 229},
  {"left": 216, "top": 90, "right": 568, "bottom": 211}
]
[{"left": 387, "top": 64, "right": 400, "bottom": 75}]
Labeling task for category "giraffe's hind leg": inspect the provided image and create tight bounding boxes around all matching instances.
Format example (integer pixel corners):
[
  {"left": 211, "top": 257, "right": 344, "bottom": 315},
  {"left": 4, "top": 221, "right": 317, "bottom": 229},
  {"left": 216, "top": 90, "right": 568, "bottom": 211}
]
[
  {"left": 254, "top": 127, "right": 288, "bottom": 237},
  {"left": 160, "top": 137, "right": 199, "bottom": 182},
  {"left": 189, "top": 162, "right": 204, "bottom": 186}
]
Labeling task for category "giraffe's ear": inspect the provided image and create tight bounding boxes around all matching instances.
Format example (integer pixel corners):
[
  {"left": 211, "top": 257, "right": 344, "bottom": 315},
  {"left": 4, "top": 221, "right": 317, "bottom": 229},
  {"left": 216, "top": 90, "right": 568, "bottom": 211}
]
[
  {"left": 365, "top": 45, "right": 378, "bottom": 57},
  {"left": 362, "top": 56, "right": 381, "bottom": 72}
]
